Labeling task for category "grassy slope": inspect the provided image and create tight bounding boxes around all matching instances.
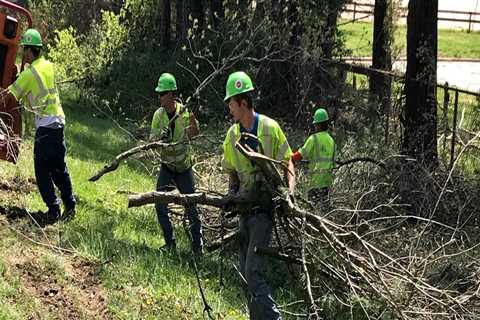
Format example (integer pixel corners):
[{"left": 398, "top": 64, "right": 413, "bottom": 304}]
[
  {"left": 339, "top": 21, "right": 480, "bottom": 58},
  {"left": 1, "top": 90, "right": 299, "bottom": 319}
]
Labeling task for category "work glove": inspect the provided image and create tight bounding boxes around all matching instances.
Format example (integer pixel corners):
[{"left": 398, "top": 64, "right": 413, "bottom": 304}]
[{"left": 223, "top": 185, "right": 239, "bottom": 213}]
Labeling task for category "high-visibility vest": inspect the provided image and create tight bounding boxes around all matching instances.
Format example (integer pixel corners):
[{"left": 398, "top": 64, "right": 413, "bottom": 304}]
[
  {"left": 222, "top": 114, "right": 292, "bottom": 195},
  {"left": 299, "top": 131, "right": 335, "bottom": 189},
  {"left": 150, "top": 102, "right": 195, "bottom": 172},
  {"left": 8, "top": 57, "right": 65, "bottom": 129}
]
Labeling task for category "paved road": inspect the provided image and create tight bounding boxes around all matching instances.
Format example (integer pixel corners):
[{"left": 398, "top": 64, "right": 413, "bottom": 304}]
[
  {"left": 349, "top": 58, "right": 480, "bottom": 92},
  {"left": 393, "top": 61, "right": 480, "bottom": 92}
]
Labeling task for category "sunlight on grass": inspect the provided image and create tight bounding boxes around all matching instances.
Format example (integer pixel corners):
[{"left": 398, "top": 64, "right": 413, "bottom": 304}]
[{"left": 340, "top": 20, "right": 480, "bottom": 58}]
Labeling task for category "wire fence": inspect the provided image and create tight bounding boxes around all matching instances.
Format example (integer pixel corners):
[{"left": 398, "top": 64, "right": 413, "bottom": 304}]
[{"left": 328, "top": 59, "right": 480, "bottom": 173}]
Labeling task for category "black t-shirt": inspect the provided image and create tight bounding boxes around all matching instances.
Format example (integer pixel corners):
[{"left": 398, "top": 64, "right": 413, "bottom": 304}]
[{"left": 166, "top": 110, "right": 176, "bottom": 136}]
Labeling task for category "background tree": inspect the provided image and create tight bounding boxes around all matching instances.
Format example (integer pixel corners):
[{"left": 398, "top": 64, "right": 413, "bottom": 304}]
[
  {"left": 403, "top": 0, "right": 438, "bottom": 169},
  {"left": 210, "top": 0, "right": 224, "bottom": 31},
  {"left": 190, "top": 0, "right": 205, "bottom": 31},
  {"left": 176, "top": 0, "right": 188, "bottom": 43},
  {"left": 369, "top": 0, "right": 393, "bottom": 116},
  {"left": 159, "top": 0, "right": 171, "bottom": 48}
]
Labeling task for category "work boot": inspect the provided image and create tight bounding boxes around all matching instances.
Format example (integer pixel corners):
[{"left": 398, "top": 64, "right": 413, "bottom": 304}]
[
  {"left": 61, "top": 206, "right": 76, "bottom": 222},
  {"left": 44, "top": 208, "right": 60, "bottom": 225},
  {"left": 31, "top": 208, "right": 60, "bottom": 227}
]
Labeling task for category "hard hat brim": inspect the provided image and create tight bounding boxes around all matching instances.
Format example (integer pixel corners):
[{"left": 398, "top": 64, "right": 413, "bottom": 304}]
[
  {"left": 21, "top": 43, "right": 43, "bottom": 47},
  {"left": 224, "top": 87, "right": 254, "bottom": 101}
]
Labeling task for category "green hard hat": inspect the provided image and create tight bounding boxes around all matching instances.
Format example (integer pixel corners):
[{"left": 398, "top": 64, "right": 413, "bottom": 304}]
[
  {"left": 224, "top": 71, "right": 254, "bottom": 101},
  {"left": 20, "top": 28, "right": 43, "bottom": 47},
  {"left": 155, "top": 73, "right": 177, "bottom": 93},
  {"left": 313, "top": 108, "right": 329, "bottom": 124}
]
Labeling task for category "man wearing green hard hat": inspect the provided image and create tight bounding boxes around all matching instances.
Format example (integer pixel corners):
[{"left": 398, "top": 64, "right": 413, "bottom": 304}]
[
  {"left": 0, "top": 28, "right": 76, "bottom": 225},
  {"left": 292, "top": 107, "right": 335, "bottom": 206},
  {"left": 222, "top": 71, "right": 295, "bottom": 320},
  {"left": 150, "top": 72, "right": 202, "bottom": 254}
]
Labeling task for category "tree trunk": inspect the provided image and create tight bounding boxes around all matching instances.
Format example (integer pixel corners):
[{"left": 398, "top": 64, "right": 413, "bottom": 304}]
[
  {"left": 159, "top": 0, "right": 171, "bottom": 48},
  {"left": 288, "top": 0, "right": 302, "bottom": 48},
  {"left": 210, "top": 0, "right": 224, "bottom": 31},
  {"left": 369, "top": 0, "right": 392, "bottom": 114},
  {"left": 403, "top": 0, "right": 438, "bottom": 169},
  {"left": 176, "top": 0, "right": 187, "bottom": 43},
  {"left": 190, "top": 0, "right": 204, "bottom": 30},
  {"left": 321, "top": 0, "right": 341, "bottom": 60},
  {"left": 252, "top": 0, "right": 265, "bottom": 27},
  {"left": 320, "top": 0, "right": 344, "bottom": 117}
]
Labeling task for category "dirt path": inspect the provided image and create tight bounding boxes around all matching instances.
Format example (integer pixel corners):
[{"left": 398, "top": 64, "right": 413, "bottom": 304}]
[{"left": 6, "top": 250, "right": 109, "bottom": 319}]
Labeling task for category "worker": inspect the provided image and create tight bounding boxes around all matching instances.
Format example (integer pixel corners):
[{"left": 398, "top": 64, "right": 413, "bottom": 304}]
[
  {"left": 0, "top": 28, "right": 76, "bottom": 225},
  {"left": 292, "top": 107, "right": 335, "bottom": 206},
  {"left": 150, "top": 72, "right": 202, "bottom": 254},
  {"left": 222, "top": 71, "right": 295, "bottom": 320}
]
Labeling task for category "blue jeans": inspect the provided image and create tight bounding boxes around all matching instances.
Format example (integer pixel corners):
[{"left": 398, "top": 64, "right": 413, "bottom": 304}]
[
  {"left": 155, "top": 165, "right": 202, "bottom": 249},
  {"left": 239, "top": 211, "right": 282, "bottom": 320},
  {"left": 34, "top": 127, "right": 75, "bottom": 213}
]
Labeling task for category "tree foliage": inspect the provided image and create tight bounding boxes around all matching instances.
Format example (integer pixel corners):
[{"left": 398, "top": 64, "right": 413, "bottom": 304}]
[{"left": 36, "top": 0, "right": 347, "bottom": 124}]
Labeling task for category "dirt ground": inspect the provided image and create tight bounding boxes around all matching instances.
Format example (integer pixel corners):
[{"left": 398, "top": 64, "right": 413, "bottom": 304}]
[
  {"left": 0, "top": 175, "right": 110, "bottom": 319},
  {"left": 5, "top": 248, "right": 109, "bottom": 319}
]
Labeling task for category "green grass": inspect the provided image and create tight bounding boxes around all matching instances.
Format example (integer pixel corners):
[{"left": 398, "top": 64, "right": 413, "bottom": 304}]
[
  {"left": 0, "top": 88, "right": 305, "bottom": 319},
  {"left": 340, "top": 21, "right": 480, "bottom": 58}
]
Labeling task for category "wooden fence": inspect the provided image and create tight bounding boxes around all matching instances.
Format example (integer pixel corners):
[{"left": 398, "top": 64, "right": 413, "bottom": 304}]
[{"left": 343, "top": 1, "right": 480, "bottom": 32}]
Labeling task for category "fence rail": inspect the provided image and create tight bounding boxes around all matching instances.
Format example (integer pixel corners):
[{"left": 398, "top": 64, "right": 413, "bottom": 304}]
[
  {"left": 343, "top": 2, "right": 480, "bottom": 32},
  {"left": 323, "top": 58, "right": 480, "bottom": 169}
]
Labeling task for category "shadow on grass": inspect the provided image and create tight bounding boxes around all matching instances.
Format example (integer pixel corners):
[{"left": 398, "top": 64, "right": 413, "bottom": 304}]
[{"left": 60, "top": 100, "right": 158, "bottom": 181}]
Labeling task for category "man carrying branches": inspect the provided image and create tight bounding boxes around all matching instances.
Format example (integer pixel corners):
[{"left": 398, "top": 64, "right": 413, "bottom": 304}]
[
  {"left": 150, "top": 72, "right": 202, "bottom": 254},
  {"left": 222, "top": 71, "right": 295, "bottom": 320}
]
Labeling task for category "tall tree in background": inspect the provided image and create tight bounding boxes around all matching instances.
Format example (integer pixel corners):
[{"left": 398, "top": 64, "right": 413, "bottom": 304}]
[
  {"left": 210, "top": 0, "right": 224, "bottom": 31},
  {"left": 176, "top": 0, "right": 187, "bottom": 43},
  {"left": 159, "top": 0, "right": 171, "bottom": 48},
  {"left": 191, "top": 0, "right": 204, "bottom": 30},
  {"left": 369, "top": 0, "right": 392, "bottom": 114},
  {"left": 403, "top": 0, "right": 438, "bottom": 169},
  {"left": 321, "top": 0, "right": 342, "bottom": 60}
]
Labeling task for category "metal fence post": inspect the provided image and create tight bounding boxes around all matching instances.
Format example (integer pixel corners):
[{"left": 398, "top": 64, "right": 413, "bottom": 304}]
[
  {"left": 442, "top": 82, "right": 449, "bottom": 152},
  {"left": 468, "top": 12, "right": 472, "bottom": 33},
  {"left": 450, "top": 90, "right": 459, "bottom": 169},
  {"left": 353, "top": 3, "right": 356, "bottom": 22}
]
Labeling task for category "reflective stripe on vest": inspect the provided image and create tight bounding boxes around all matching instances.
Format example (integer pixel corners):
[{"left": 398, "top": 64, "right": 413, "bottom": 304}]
[
  {"left": 29, "top": 63, "right": 64, "bottom": 119},
  {"left": 224, "top": 114, "right": 286, "bottom": 193}
]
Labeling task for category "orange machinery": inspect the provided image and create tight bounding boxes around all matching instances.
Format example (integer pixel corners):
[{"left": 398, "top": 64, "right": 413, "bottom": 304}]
[{"left": 0, "top": 0, "right": 32, "bottom": 163}]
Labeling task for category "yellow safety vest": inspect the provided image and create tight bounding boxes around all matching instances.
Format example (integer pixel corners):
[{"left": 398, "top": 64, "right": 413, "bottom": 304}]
[
  {"left": 8, "top": 57, "right": 64, "bottom": 128},
  {"left": 222, "top": 114, "right": 292, "bottom": 196},
  {"left": 150, "top": 102, "right": 195, "bottom": 172},
  {"left": 299, "top": 131, "right": 335, "bottom": 189}
]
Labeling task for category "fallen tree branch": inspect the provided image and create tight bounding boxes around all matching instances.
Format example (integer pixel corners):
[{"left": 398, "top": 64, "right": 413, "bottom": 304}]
[
  {"left": 254, "top": 246, "right": 304, "bottom": 265},
  {"left": 206, "top": 230, "right": 238, "bottom": 252},
  {"left": 336, "top": 157, "right": 386, "bottom": 169},
  {"left": 89, "top": 140, "right": 183, "bottom": 181},
  {"left": 128, "top": 191, "right": 256, "bottom": 208}
]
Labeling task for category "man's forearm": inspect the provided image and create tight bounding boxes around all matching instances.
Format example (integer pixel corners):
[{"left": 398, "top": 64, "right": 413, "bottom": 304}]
[{"left": 287, "top": 159, "right": 295, "bottom": 194}]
